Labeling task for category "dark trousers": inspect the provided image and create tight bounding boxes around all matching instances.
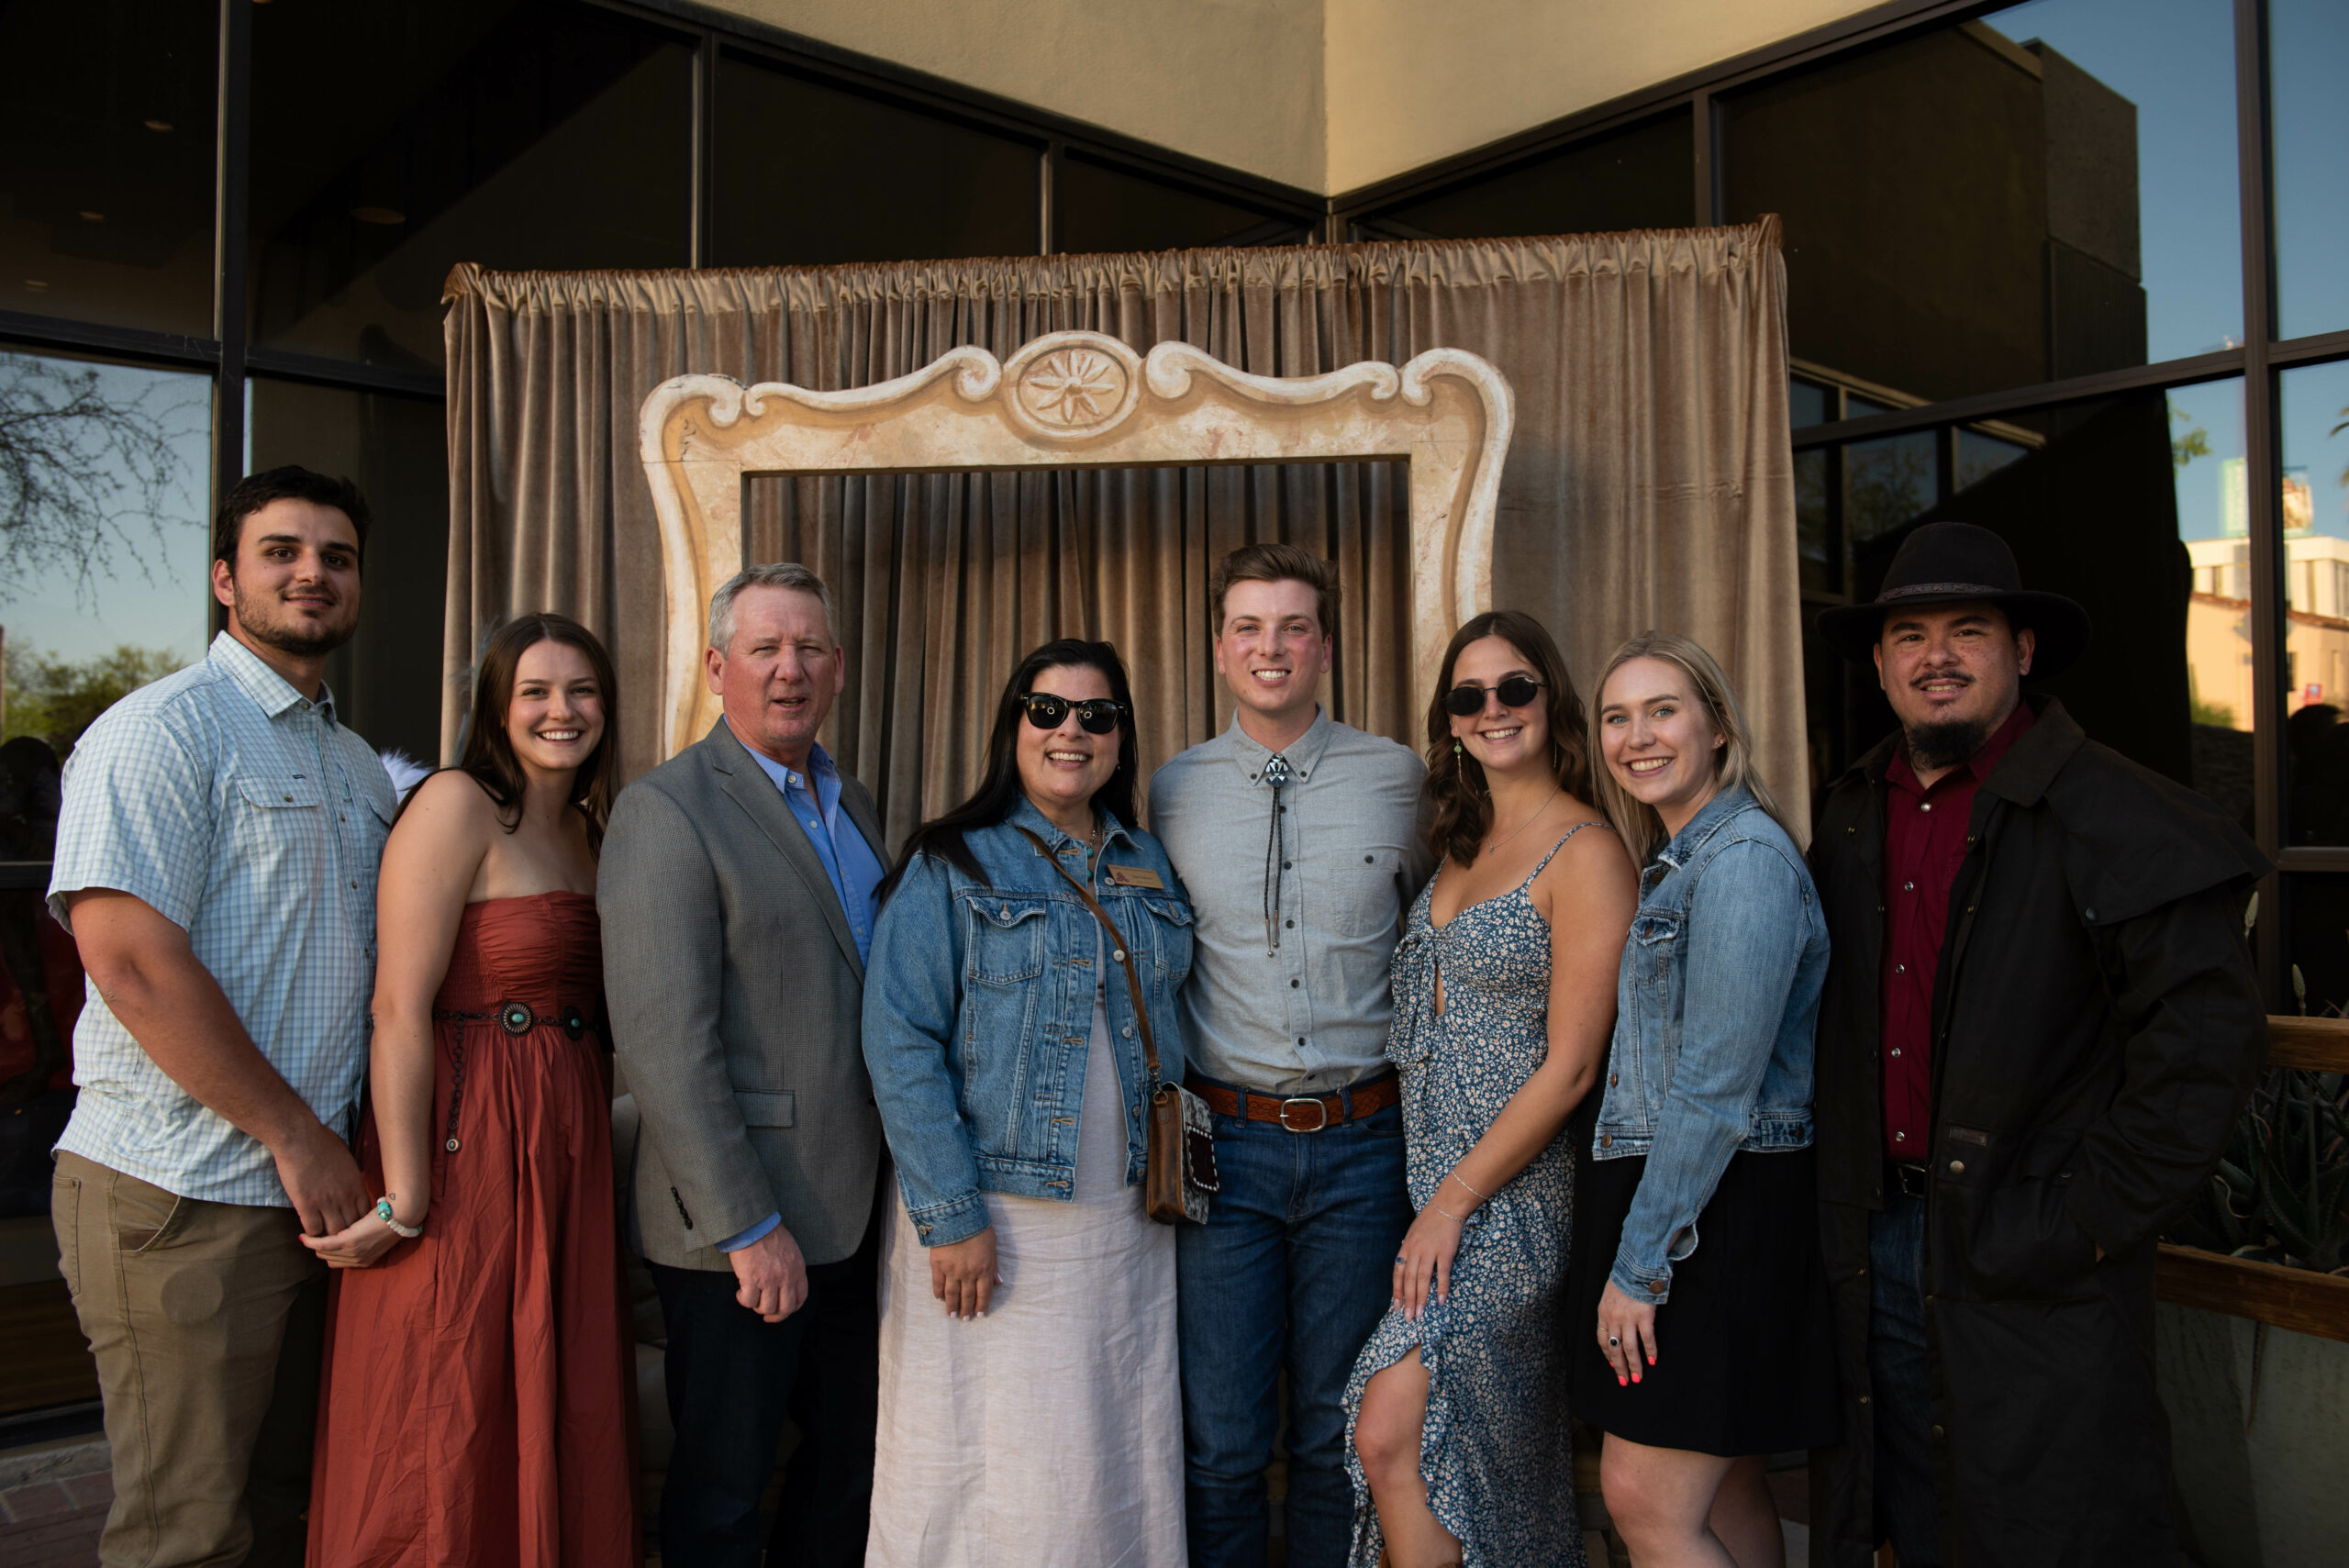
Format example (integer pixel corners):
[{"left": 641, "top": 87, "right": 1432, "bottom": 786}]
[
  {"left": 1176, "top": 1089, "right": 1411, "bottom": 1568},
  {"left": 650, "top": 1204, "right": 880, "bottom": 1568},
  {"left": 1869, "top": 1189, "right": 1944, "bottom": 1568}
]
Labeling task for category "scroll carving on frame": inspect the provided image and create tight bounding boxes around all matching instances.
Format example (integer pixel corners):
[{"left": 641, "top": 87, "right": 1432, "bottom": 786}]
[{"left": 638, "top": 330, "right": 1514, "bottom": 759}]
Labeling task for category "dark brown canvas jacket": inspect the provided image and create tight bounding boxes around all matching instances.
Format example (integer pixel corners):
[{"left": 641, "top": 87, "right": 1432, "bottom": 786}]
[{"left": 1806, "top": 698, "right": 2267, "bottom": 1567}]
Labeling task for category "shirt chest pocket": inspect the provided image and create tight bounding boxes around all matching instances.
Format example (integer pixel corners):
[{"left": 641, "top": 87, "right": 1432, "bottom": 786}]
[
  {"left": 231, "top": 774, "right": 327, "bottom": 875},
  {"left": 1631, "top": 910, "right": 1683, "bottom": 985},
  {"left": 1320, "top": 844, "right": 1406, "bottom": 941},
  {"left": 965, "top": 896, "right": 1049, "bottom": 987}
]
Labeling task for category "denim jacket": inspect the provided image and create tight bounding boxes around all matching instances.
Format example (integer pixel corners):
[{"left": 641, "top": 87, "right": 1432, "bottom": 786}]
[
  {"left": 1594, "top": 785, "right": 1829, "bottom": 1302},
  {"left": 863, "top": 796, "right": 1194, "bottom": 1247}
]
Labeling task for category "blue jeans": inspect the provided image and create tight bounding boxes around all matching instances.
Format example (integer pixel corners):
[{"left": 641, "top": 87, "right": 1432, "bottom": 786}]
[
  {"left": 1869, "top": 1190, "right": 1943, "bottom": 1568},
  {"left": 1177, "top": 1084, "right": 1411, "bottom": 1568}
]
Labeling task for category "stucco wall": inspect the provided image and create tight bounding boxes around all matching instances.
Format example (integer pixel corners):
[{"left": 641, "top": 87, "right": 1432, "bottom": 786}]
[
  {"left": 707, "top": 0, "right": 1887, "bottom": 195},
  {"left": 707, "top": 0, "right": 1329, "bottom": 192}
]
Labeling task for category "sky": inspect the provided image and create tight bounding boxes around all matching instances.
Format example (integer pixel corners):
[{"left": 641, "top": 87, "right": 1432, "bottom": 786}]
[{"left": 0, "top": 351, "right": 212, "bottom": 672}]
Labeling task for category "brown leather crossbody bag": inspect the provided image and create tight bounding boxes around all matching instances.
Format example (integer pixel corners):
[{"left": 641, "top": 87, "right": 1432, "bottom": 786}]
[{"left": 1015, "top": 827, "right": 1216, "bottom": 1224}]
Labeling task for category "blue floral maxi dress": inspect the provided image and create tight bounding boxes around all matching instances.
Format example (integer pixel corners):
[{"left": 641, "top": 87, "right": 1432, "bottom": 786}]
[{"left": 1341, "top": 828, "right": 1599, "bottom": 1568}]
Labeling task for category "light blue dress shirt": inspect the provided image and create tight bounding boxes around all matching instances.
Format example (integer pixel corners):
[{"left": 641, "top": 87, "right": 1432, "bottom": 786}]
[
  {"left": 48, "top": 632, "right": 395, "bottom": 1205},
  {"left": 720, "top": 732, "right": 886, "bottom": 1252}
]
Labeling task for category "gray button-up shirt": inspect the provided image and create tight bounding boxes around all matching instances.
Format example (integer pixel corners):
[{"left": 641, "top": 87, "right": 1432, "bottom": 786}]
[
  {"left": 1150, "top": 706, "right": 1431, "bottom": 1095},
  {"left": 49, "top": 632, "right": 395, "bottom": 1206}
]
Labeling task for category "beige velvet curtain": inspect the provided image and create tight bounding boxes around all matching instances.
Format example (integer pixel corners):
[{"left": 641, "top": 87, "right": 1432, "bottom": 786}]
[{"left": 442, "top": 221, "right": 1798, "bottom": 850}]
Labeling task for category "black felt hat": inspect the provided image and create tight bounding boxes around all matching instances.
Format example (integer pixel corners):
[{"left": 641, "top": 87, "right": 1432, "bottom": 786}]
[{"left": 1818, "top": 520, "right": 2091, "bottom": 677}]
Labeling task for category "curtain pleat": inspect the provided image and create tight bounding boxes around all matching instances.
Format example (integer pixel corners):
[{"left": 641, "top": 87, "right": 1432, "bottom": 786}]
[{"left": 441, "top": 222, "right": 1799, "bottom": 851}]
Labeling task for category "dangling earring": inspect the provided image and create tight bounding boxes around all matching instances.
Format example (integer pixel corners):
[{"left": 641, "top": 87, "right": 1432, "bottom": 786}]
[{"left": 1453, "top": 739, "right": 1464, "bottom": 755}]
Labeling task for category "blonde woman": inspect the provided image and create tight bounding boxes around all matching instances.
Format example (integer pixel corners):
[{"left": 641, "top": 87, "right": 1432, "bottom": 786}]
[{"left": 1571, "top": 633, "right": 1837, "bottom": 1568}]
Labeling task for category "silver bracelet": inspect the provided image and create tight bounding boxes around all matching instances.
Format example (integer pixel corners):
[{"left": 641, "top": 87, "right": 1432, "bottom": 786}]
[{"left": 1446, "top": 1169, "right": 1488, "bottom": 1201}]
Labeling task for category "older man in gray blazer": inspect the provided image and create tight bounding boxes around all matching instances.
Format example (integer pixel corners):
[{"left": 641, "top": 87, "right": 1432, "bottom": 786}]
[{"left": 600, "top": 562, "right": 887, "bottom": 1568}]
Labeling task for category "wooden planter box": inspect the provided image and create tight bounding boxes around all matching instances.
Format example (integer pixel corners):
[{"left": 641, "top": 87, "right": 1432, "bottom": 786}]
[{"left": 2153, "top": 1015, "right": 2349, "bottom": 1340}]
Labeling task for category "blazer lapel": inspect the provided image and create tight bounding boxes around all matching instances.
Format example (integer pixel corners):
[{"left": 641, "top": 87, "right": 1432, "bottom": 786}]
[{"left": 702, "top": 724, "right": 867, "bottom": 982}]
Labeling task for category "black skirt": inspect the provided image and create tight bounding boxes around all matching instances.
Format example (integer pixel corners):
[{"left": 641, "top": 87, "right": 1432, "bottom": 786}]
[{"left": 1566, "top": 1140, "right": 1842, "bottom": 1457}]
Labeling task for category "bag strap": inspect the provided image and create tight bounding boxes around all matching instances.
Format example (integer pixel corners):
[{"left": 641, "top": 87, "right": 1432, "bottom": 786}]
[{"left": 1013, "top": 827, "right": 1163, "bottom": 1086}]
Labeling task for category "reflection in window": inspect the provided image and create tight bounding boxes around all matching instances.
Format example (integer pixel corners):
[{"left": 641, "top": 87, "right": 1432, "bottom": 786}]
[
  {"left": 2270, "top": 0, "right": 2349, "bottom": 341},
  {"left": 248, "top": 1, "right": 692, "bottom": 370},
  {"left": 1844, "top": 433, "right": 1935, "bottom": 554},
  {"left": 1057, "top": 155, "right": 1300, "bottom": 254},
  {"left": 1365, "top": 114, "right": 1693, "bottom": 239},
  {"left": 247, "top": 380, "right": 448, "bottom": 763},
  {"left": 1790, "top": 377, "right": 1831, "bottom": 429},
  {"left": 1726, "top": 0, "right": 2238, "bottom": 406},
  {"left": 1796, "top": 448, "right": 1831, "bottom": 595},
  {"left": 715, "top": 54, "right": 1039, "bottom": 266},
  {"left": 2278, "top": 361, "right": 2349, "bottom": 844},
  {"left": 0, "top": 350, "right": 210, "bottom": 757},
  {"left": 0, "top": 1, "right": 216, "bottom": 334},
  {"left": 1955, "top": 428, "right": 2032, "bottom": 491}
]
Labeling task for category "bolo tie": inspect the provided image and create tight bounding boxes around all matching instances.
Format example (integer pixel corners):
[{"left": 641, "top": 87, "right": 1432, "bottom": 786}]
[{"left": 1263, "top": 752, "right": 1292, "bottom": 955}]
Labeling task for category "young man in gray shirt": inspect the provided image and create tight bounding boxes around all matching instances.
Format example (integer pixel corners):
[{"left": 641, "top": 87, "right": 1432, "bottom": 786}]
[{"left": 1151, "top": 542, "right": 1431, "bottom": 1568}]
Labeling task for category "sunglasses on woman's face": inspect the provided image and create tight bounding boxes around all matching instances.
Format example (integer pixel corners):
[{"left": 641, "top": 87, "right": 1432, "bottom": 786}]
[
  {"left": 1444, "top": 675, "right": 1544, "bottom": 717},
  {"left": 1019, "top": 693, "right": 1128, "bottom": 734}
]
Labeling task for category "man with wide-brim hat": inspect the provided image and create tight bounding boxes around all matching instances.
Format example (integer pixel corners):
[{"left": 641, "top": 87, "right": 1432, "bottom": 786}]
[{"left": 1804, "top": 521, "right": 2267, "bottom": 1568}]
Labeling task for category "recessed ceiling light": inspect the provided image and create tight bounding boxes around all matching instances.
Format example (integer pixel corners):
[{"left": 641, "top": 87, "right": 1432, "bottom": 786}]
[
  {"left": 78, "top": 210, "right": 104, "bottom": 223},
  {"left": 351, "top": 206, "right": 406, "bottom": 226},
  {"left": 144, "top": 118, "right": 173, "bottom": 132}
]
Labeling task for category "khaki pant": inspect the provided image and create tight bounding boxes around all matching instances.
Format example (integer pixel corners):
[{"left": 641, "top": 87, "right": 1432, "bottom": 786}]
[{"left": 52, "top": 1151, "right": 328, "bottom": 1568}]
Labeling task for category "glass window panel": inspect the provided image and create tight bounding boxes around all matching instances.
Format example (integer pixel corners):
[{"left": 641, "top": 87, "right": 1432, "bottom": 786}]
[
  {"left": 249, "top": 1, "right": 692, "bottom": 371},
  {"left": 0, "top": 1, "right": 216, "bottom": 334},
  {"left": 1790, "top": 377, "right": 1831, "bottom": 429},
  {"left": 2278, "top": 360, "right": 2349, "bottom": 844},
  {"left": 0, "top": 348, "right": 210, "bottom": 756},
  {"left": 2285, "top": 874, "right": 2349, "bottom": 1018},
  {"left": 1725, "top": 0, "right": 2239, "bottom": 406},
  {"left": 714, "top": 54, "right": 1039, "bottom": 265},
  {"left": 1844, "top": 432, "right": 1937, "bottom": 553},
  {"left": 1845, "top": 394, "right": 1894, "bottom": 419},
  {"left": 246, "top": 380, "right": 449, "bottom": 762},
  {"left": 1805, "top": 386, "right": 2243, "bottom": 803},
  {"left": 1367, "top": 114, "right": 1693, "bottom": 239},
  {"left": 1956, "top": 427, "right": 2033, "bottom": 491},
  {"left": 1796, "top": 448, "right": 1831, "bottom": 595},
  {"left": 2271, "top": 0, "right": 2349, "bottom": 340},
  {"left": 1057, "top": 154, "right": 1301, "bottom": 254}
]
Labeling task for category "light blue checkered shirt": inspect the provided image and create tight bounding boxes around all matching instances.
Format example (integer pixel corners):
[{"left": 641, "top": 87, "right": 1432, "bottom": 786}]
[{"left": 49, "top": 632, "right": 395, "bottom": 1207}]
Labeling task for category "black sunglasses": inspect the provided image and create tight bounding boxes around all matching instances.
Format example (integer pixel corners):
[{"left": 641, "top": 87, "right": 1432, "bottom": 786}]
[
  {"left": 1444, "top": 675, "right": 1545, "bottom": 717},
  {"left": 1019, "top": 693, "right": 1129, "bottom": 734}
]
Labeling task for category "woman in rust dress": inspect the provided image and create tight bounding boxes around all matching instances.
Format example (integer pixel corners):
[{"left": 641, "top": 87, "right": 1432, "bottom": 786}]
[{"left": 304, "top": 615, "right": 636, "bottom": 1566}]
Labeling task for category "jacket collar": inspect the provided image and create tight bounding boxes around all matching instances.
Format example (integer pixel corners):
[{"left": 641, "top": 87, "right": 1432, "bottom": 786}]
[
  {"left": 211, "top": 630, "right": 337, "bottom": 724},
  {"left": 1654, "top": 784, "right": 1758, "bottom": 871},
  {"left": 1006, "top": 793, "right": 1141, "bottom": 859},
  {"left": 699, "top": 717, "right": 868, "bottom": 979},
  {"left": 1223, "top": 705, "right": 1334, "bottom": 788}
]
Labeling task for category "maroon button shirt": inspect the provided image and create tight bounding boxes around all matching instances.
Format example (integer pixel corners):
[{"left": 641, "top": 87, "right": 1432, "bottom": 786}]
[{"left": 1880, "top": 702, "right": 2035, "bottom": 1162}]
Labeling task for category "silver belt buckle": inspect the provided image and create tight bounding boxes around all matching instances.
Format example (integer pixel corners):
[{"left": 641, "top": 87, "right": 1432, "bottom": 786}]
[{"left": 1278, "top": 1096, "right": 1330, "bottom": 1133}]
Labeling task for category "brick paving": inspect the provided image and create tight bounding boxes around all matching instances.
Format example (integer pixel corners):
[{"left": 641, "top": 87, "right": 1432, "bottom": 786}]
[{"left": 0, "top": 1468, "right": 108, "bottom": 1566}]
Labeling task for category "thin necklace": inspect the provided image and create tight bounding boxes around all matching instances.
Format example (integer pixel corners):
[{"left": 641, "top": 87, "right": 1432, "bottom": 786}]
[{"left": 1483, "top": 783, "right": 1561, "bottom": 856}]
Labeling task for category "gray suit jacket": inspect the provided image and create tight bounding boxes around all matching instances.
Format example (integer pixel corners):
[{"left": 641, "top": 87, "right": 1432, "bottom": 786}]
[{"left": 598, "top": 720, "right": 885, "bottom": 1270}]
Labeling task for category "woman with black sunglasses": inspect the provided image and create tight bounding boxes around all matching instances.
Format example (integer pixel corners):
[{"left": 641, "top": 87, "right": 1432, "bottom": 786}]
[
  {"left": 1342, "top": 610, "right": 1636, "bottom": 1568},
  {"left": 862, "top": 638, "right": 1195, "bottom": 1566}
]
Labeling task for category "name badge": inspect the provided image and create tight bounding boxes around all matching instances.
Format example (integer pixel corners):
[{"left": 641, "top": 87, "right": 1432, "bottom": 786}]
[{"left": 1105, "top": 863, "right": 1165, "bottom": 890}]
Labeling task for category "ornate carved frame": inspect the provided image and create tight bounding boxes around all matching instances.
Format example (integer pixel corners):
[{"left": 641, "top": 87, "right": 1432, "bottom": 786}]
[{"left": 637, "top": 330, "right": 1513, "bottom": 758}]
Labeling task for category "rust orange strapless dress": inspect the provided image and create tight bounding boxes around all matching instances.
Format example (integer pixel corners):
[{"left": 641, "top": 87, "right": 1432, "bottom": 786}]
[{"left": 309, "top": 893, "right": 638, "bottom": 1567}]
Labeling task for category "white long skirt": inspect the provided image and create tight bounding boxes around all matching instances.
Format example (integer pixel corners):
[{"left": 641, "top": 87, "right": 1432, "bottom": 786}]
[{"left": 865, "top": 999, "right": 1186, "bottom": 1567}]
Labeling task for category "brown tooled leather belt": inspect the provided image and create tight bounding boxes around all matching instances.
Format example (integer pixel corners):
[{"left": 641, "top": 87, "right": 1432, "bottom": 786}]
[{"left": 1186, "top": 1073, "right": 1400, "bottom": 1133}]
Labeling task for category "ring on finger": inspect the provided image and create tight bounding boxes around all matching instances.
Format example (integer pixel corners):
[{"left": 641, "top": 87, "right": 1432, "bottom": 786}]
[{"left": 1607, "top": 1336, "right": 1621, "bottom": 1348}]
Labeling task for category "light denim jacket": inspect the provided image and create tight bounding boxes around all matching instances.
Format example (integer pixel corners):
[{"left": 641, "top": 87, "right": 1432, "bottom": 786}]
[
  {"left": 863, "top": 796, "right": 1193, "bottom": 1247},
  {"left": 1594, "top": 785, "right": 1829, "bottom": 1302}
]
